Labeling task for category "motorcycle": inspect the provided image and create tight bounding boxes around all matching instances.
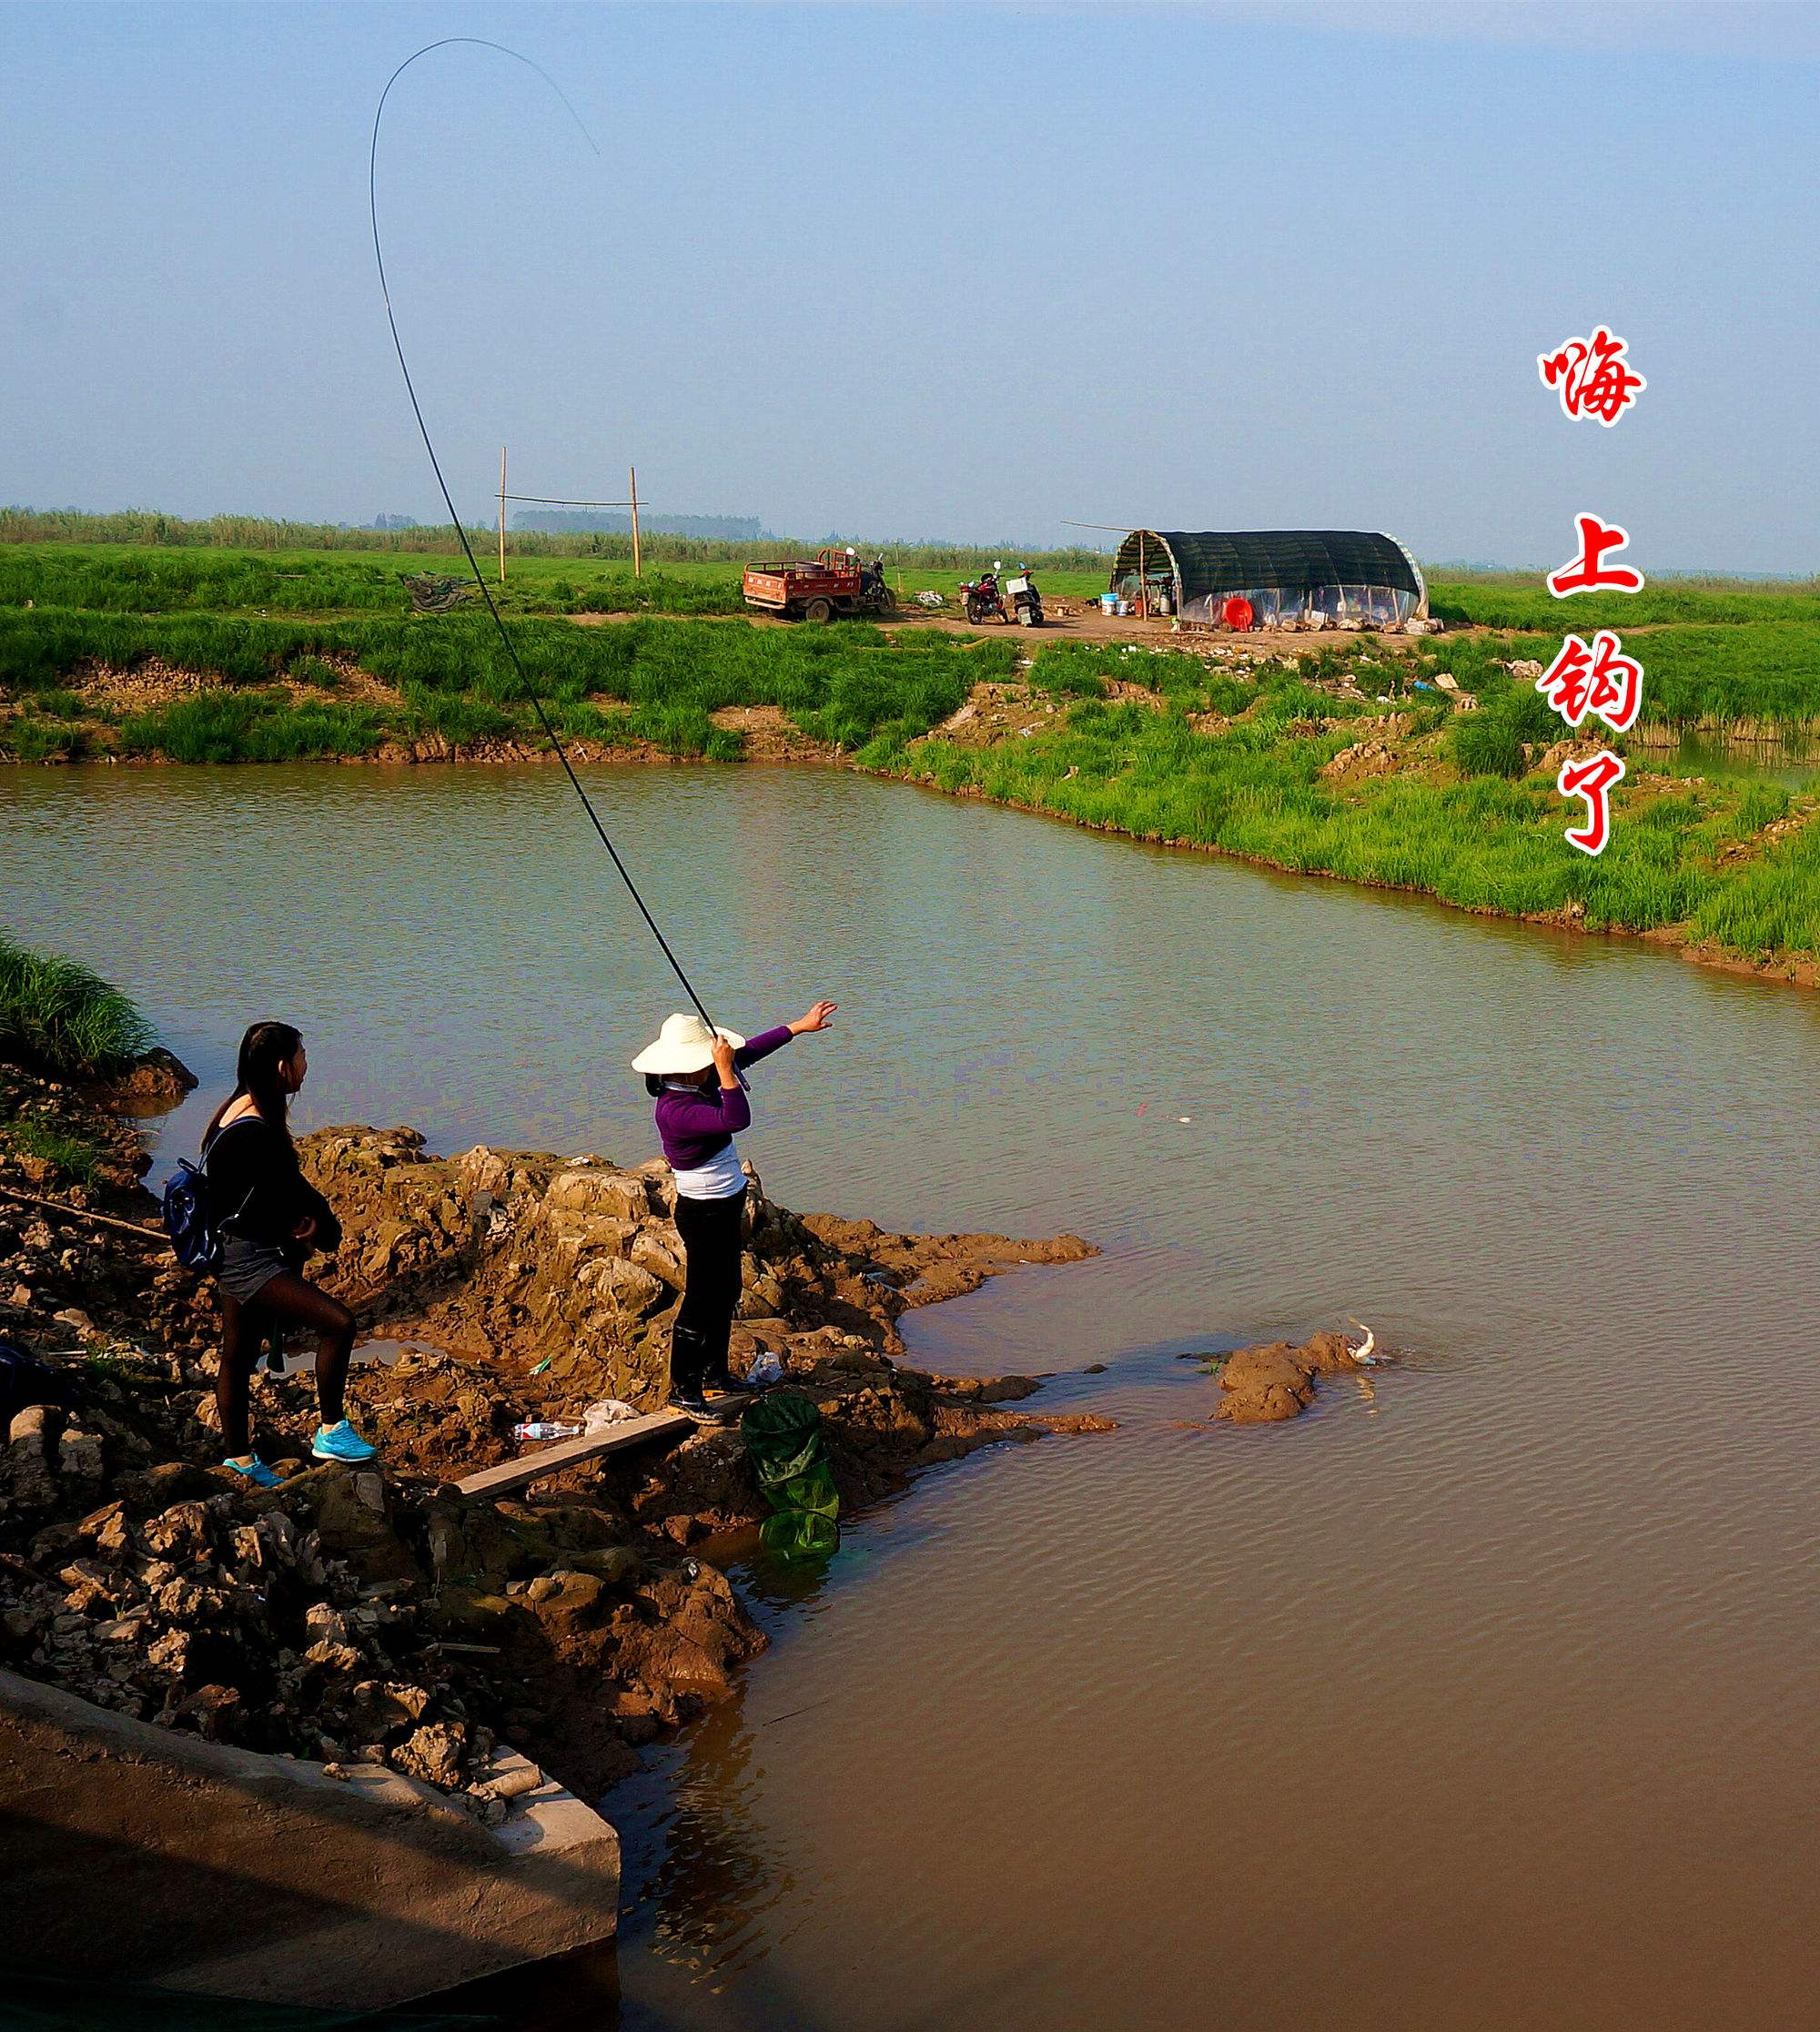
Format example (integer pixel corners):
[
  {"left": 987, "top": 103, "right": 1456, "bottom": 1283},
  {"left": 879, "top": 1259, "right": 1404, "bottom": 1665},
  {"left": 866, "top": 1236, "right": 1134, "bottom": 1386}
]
[
  {"left": 1004, "top": 566, "right": 1044, "bottom": 627},
  {"left": 959, "top": 564, "right": 1007, "bottom": 625}
]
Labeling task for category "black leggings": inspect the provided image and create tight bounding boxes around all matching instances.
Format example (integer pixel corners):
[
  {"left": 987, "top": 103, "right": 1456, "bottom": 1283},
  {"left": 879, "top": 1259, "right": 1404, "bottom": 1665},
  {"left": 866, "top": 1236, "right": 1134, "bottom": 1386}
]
[
  {"left": 217, "top": 1271, "right": 356, "bottom": 1456},
  {"left": 671, "top": 1187, "right": 746, "bottom": 1391}
]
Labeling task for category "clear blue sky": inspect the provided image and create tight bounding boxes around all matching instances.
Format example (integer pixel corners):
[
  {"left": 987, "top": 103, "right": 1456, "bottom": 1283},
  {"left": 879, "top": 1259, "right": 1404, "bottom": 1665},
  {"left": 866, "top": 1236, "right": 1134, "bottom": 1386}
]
[{"left": 4, "top": 2, "right": 1816, "bottom": 571}]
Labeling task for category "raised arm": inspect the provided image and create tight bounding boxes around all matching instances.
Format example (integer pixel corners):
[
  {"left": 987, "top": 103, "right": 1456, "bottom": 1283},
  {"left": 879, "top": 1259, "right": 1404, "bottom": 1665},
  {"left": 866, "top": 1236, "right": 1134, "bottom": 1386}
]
[
  {"left": 733, "top": 1026, "right": 794, "bottom": 1070},
  {"left": 734, "top": 1002, "right": 837, "bottom": 1069}
]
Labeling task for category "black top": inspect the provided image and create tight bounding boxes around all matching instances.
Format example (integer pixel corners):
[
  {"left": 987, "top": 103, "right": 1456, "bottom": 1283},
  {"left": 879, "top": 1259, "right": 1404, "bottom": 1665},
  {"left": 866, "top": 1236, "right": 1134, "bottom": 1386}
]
[{"left": 204, "top": 1115, "right": 339, "bottom": 1253}]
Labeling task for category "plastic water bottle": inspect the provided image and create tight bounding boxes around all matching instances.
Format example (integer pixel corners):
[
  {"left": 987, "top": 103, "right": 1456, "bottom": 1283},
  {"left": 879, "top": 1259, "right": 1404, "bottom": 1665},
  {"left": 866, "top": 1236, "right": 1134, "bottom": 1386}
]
[{"left": 512, "top": 1420, "right": 585, "bottom": 1443}]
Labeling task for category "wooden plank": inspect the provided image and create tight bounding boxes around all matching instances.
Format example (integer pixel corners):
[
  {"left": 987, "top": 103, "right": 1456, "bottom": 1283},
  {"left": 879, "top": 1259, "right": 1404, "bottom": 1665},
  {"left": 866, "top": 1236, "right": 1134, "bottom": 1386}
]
[{"left": 453, "top": 1409, "right": 693, "bottom": 1501}]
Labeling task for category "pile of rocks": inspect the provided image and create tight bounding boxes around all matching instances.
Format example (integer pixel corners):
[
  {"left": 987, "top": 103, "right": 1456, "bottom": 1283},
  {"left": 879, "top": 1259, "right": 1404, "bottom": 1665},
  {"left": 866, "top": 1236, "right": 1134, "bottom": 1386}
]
[
  {"left": 4, "top": 1086, "right": 1100, "bottom": 1802},
  {"left": 295, "top": 1125, "right": 1093, "bottom": 1428},
  {"left": 2, "top": 1430, "right": 498, "bottom": 1794},
  {"left": 0, "top": 1374, "right": 774, "bottom": 1802}
]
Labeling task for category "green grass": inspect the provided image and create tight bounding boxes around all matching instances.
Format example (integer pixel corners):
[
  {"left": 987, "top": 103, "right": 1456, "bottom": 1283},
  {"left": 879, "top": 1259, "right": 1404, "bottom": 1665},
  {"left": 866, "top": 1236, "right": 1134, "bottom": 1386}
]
[
  {"left": 1446, "top": 681, "right": 1558, "bottom": 778},
  {"left": 0, "top": 933, "right": 155, "bottom": 1077},
  {"left": 0, "top": 511, "right": 1114, "bottom": 575},
  {"left": 4, "top": 1109, "right": 106, "bottom": 1188},
  {"left": 1430, "top": 574, "right": 1820, "bottom": 632},
  {"left": 0, "top": 540, "right": 1117, "bottom": 621},
  {"left": 7, "top": 537, "right": 1820, "bottom": 970},
  {"left": 0, "top": 605, "right": 1020, "bottom": 762},
  {"left": 117, "top": 690, "right": 389, "bottom": 763},
  {"left": 0, "top": 542, "right": 753, "bottom": 621},
  {"left": 895, "top": 641, "right": 1817, "bottom": 953}
]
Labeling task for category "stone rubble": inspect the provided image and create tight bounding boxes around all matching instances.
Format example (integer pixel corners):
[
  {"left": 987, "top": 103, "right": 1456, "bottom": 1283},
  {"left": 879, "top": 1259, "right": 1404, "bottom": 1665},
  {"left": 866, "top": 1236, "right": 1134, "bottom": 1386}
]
[{"left": 2, "top": 1069, "right": 1101, "bottom": 1804}]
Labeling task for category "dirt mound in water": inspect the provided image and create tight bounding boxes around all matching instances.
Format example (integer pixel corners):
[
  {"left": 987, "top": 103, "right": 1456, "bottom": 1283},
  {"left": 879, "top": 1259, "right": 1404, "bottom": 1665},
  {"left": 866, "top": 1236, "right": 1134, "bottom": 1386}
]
[
  {"left": 1, "top": 1092, "right": 1099, "bottom": 1801},
  {"left": 1212, "top": 1331, "right": 1370, "bottom": 1423}
]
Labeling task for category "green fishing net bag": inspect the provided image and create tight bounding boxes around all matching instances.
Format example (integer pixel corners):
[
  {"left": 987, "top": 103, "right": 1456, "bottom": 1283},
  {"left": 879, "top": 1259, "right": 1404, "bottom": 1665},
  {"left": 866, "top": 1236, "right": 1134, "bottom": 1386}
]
[{"left": 740, "top": 1390, "right": 839, "bottom": 1559}]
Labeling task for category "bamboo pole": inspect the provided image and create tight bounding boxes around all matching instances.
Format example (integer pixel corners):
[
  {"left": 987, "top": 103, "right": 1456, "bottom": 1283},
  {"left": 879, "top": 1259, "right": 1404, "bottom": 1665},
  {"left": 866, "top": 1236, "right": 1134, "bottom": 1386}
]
[
  {"left": 0, "top": 1184, "right": 168, "bottom": 1246},
  {"left": 629, "top": 466, "right": 642, "bottom": 578},
  {"left": 498, "top": 446, "right": 507, "bottom": 584}
]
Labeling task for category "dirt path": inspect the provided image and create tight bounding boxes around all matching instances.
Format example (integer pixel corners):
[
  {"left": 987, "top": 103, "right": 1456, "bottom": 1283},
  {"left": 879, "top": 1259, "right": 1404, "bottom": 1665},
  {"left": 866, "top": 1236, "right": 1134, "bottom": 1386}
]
[{"left": 566, "top": 604, "right": 1447, "bottom": 657}]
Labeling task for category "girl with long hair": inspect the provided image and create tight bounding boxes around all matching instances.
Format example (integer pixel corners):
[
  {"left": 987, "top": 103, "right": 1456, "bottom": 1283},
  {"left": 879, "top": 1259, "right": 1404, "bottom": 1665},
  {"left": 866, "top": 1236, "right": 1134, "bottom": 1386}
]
[{"left": 202, "top": 1021, "right": 373, "bottom": 1482}]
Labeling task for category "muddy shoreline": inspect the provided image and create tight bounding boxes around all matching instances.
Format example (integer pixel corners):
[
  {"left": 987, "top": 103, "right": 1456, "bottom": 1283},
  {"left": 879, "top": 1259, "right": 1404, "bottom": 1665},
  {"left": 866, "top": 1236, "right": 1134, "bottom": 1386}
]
[{"left": 0, "top": 1063, "right": 1099, "bottom": 1805}]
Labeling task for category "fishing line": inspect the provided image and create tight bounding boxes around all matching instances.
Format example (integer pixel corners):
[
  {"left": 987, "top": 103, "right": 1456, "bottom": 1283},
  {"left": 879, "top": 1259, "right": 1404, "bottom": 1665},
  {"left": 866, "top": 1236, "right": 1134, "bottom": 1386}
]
[{"left": 369, "top": 39, "right": 723, "bottom": 1036}]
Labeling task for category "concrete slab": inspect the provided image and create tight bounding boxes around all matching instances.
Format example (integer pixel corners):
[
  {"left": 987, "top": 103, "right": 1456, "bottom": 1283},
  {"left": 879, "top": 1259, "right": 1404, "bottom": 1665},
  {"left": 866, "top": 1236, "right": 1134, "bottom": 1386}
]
[{"left": 0, "top": 1666, "right": 620, "bottom": 2010}]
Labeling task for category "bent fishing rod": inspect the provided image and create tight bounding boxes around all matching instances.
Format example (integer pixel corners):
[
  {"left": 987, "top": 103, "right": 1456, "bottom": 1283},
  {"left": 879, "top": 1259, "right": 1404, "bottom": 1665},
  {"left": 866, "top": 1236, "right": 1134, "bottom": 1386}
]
[{"left": 369, "top": 39, "right": 734, "bottom": 1059}]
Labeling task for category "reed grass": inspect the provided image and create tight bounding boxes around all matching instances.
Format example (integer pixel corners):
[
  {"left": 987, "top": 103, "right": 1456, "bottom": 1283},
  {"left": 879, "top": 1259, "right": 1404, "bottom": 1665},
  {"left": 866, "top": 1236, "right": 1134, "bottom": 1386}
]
[
  {"left": 0, "top": 933, "right": 154, "bottom": 1076},
  {"left": 0, "top": 510, "right": 1113, "bottom": 575},
  {"left": 1429, "top": 575, "right": 1820, "bottom": 632}
]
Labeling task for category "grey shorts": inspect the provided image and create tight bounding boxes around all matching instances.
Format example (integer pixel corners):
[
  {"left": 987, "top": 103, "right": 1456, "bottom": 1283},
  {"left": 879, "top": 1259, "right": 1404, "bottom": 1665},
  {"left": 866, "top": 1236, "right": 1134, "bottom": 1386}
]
[{"left": 217, "top": 1236, "right": 299, "bottom": 1304}]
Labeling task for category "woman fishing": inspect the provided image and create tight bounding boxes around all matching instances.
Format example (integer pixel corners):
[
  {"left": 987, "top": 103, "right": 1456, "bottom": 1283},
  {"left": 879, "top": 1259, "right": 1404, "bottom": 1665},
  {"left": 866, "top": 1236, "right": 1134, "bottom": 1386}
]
[
  {"left": 633, "top": 1001, "right": 836, "bottom": 1418},
  {"left": 202, "top": 1021, "right": 374, "bottom": 1484}
]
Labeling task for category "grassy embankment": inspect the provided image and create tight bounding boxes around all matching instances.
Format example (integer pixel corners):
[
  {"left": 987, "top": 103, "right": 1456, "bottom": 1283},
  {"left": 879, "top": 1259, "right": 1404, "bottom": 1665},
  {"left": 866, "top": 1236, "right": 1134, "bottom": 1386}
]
[
  {"left": 5, "top": 533, "right": 1820, "bottom": 967},
  {"left": 900, "top": 635, "right": 1820, "bottom": 964},
  {"left": 0, "top": 935, "right": 154, "bottom": 1186},
  {"left": 0, "top": 600, "right": 1021, "bottom": 763}
]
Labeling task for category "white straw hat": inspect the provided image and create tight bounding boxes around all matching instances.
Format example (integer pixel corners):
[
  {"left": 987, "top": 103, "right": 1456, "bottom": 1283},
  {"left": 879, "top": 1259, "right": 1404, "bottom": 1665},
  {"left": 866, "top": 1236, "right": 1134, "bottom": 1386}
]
[{"left": 632, "top": 1011, "right": 746, "bottom": 1077}]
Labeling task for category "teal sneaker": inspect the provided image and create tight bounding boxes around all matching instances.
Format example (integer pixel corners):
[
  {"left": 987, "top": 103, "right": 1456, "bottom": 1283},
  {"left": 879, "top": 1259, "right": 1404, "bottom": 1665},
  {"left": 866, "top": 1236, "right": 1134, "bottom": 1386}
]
[
  {"left": 223, "top": 1455, "right": 283, "bottom": 1490},
  {"left": 311, "top": 1421, "right": 378, "bottom": 1464}
]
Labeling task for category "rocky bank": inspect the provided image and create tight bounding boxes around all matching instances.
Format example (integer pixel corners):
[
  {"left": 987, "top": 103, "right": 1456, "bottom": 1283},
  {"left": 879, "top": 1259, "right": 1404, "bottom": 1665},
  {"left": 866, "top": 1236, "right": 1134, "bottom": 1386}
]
[{"left": 0, "top": 1063, "right": 1097, "bottom": 1804}]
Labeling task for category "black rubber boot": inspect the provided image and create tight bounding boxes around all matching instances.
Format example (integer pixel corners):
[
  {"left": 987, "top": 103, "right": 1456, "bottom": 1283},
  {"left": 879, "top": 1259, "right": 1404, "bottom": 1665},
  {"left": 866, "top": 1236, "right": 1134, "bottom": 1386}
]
[{"left": 667, "top": 1324, "right": 720, "bottom": 1420}]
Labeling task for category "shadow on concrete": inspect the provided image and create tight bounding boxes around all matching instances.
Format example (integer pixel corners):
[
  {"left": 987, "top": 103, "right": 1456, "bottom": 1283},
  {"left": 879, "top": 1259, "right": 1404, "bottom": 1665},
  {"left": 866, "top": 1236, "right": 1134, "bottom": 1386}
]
[
  {"left": 0, "top": 1961, "right": 498, "bottom": 2028},
  {"left": 1, "top": 1668, "right": 621, "bottom": 2013}
]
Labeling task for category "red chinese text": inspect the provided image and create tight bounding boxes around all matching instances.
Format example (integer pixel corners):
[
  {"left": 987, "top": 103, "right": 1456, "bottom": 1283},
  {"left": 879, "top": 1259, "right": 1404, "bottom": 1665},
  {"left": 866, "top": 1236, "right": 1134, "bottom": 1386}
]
[
  {"left": 1557, "top": 751, "right": 1626, "bottom": 857},
  {"left": 1535, "top": 632, "right": 1643, "bottom": 733},
  {"left": 1537, "top": 327, "right": 1646, "bottom": 426},
  {"left": 1548, "top": 513, "right": 1644, "bottom": 597}
]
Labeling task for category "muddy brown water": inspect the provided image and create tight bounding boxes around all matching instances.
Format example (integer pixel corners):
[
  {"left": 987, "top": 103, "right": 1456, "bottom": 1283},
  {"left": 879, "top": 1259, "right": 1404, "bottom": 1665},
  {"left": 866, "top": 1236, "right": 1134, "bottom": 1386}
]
[{"left": 9, "top": 762, "right": 1820, "bottom": 2030}]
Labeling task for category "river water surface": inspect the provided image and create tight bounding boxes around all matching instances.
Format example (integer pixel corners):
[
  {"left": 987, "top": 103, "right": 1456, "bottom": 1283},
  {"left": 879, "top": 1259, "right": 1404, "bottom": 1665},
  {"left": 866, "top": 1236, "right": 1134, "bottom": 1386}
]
[{"left": 10, "top": 763, "right": 1820, "bottom": 2030}]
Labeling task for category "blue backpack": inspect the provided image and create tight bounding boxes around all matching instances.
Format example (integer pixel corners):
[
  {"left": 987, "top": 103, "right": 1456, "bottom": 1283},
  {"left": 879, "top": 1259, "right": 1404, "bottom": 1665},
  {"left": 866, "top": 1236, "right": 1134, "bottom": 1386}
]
[
  {"left": 160, "top": 1122, "right": 252, "bottom": 1274},
  {"left": 161, "top": 1157, "right": 221, "bottom": 1272}
]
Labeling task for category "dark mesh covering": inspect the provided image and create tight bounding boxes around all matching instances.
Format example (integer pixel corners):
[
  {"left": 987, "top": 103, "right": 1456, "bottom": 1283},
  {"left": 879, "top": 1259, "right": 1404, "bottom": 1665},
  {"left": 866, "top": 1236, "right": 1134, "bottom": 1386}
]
[
  {"left": 1110, "top": 529, "right": 1425, "bottom": 626},
  {"left": 1122, "top": 531, "right": 1420, "bottom": 599}
]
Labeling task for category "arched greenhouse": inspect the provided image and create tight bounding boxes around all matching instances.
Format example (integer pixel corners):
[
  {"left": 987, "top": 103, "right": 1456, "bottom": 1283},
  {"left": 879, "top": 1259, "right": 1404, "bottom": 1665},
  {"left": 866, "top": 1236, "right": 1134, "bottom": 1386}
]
[{"left": 1110, "top": 529, "right": 1428, "bottom": 629}]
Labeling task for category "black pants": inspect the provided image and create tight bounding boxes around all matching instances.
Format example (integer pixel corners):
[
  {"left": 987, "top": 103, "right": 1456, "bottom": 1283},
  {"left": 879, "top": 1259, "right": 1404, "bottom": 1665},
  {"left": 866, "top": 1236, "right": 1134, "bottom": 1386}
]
[{"left": 671, "top": 1186, "right": 747, "bottom": 1391}]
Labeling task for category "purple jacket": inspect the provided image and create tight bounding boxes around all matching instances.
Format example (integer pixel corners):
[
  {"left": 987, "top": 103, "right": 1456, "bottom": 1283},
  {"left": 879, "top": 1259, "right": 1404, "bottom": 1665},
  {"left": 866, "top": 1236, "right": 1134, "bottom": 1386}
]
[{"left": 653, "top": 1026, "right": 793, "bottom": 1170}]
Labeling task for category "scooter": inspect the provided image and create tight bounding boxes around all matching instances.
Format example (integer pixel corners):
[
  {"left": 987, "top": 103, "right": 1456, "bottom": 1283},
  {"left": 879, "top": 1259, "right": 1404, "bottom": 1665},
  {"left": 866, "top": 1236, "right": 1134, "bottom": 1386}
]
[
  {"left": 960, "top": 564, "right": 1007, "bottom": 625},
  {"left": 1005, "top": 566, "right": 1044, "bottom": 627}
]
